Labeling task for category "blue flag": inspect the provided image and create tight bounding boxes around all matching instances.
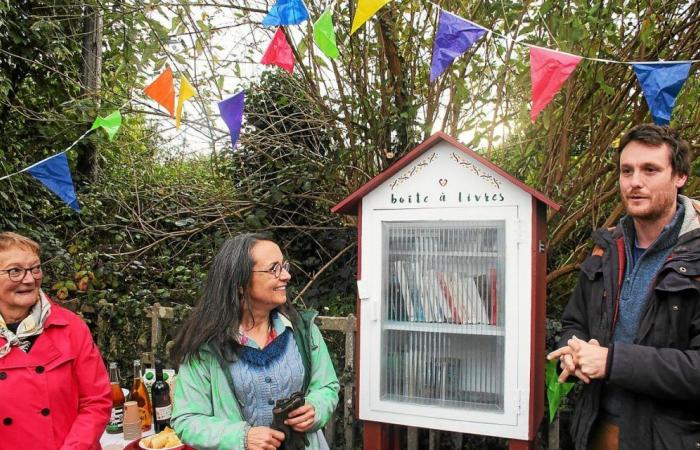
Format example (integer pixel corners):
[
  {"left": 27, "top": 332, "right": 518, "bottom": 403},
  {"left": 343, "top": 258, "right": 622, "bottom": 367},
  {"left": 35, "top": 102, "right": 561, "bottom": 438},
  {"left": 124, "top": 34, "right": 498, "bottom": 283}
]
[
  {"left": 262, "top": 0, "right": 309, "bottom": 26},
  {"left": 633, "top": 63, "right": 691, "bottom": 125},
  {"left": 218, "top": 91, "right": 245, "bottom": 149},
  {"left": 27, "top": 153, "right": 80, "bottom": 212},
  {"left": 430, "top": 10, "right": 486, "bottom": 82}
]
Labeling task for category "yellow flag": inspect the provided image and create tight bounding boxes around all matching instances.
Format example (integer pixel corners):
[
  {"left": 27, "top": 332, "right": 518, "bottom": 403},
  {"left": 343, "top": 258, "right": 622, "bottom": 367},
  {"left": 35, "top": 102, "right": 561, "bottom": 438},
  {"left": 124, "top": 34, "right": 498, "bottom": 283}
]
[
  {"left": 176, "top": 75, "right": 196, "bottom": 128},
  {"left": 350, "top": 0, "right": 390, "bottom": 34}
]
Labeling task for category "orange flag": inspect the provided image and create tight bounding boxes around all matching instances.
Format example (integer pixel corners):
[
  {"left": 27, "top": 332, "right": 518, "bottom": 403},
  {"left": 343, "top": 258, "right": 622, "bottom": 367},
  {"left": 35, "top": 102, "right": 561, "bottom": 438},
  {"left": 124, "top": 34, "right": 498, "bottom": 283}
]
[{"left": 144, "top": 68, "right": 175, "bottom": 117}]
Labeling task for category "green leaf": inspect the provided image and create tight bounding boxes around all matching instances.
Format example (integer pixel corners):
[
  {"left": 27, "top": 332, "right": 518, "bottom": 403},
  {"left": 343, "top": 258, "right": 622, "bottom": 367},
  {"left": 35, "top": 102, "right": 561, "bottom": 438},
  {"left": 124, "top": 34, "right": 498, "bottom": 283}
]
[{"left": 546, "top": 359, "right": 575, "bottom": 423}]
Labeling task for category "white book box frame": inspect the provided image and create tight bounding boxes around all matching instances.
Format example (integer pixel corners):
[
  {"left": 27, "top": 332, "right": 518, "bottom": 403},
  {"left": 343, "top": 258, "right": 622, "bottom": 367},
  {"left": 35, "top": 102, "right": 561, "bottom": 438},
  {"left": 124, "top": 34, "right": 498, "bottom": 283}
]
[{"left": 333, "top": 133, "right": 560, "bottom": 449}]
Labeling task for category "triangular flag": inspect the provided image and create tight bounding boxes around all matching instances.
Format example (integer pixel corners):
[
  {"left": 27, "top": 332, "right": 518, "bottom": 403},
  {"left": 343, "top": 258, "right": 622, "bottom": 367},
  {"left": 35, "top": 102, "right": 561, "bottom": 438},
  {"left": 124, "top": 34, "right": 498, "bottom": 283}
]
[
  {"left": 90, "top": 110, "right": 122, "bottom": 141},
  {"left": 262, "top": 0, "right": 309, "bottom": 26},
  {"left": 313, "top": 9, "right": 339, "bottom": 59},
  {"left": 633, "top": 63, "right": 691, "bottom": 125},
  {"left": 545, "top": 359, "right": 575, "bottom": 423},
  {"left": 430, "top": 10, "right": 486, "bottom": 82},
  {"left": 27, "top": 153, "right": 80, "bottom": 212},
  {"left": 261, "top": 28, "right": 295, "bottom": 74},
  {"left": 530, "top": 47, "right": 582, "bottom": 122},
  {"left": 218, "top": 91, "right": 245, "bottom": 149},
  {"left": 176, "top": 75, "right": 196, "bottom": 128},
  {"left": 144, "top": 67, "right": 175, "bottom": 117},
  {"left": 350, "top": 0, "right": 390, "bottom": 35}
]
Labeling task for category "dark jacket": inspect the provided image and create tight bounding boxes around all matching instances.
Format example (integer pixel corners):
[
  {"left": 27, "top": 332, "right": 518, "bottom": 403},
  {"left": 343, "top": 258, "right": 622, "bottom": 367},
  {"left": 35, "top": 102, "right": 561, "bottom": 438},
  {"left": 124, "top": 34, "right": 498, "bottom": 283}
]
[{"left": 559, "top": 196, "right": 700, "bottom": 450}]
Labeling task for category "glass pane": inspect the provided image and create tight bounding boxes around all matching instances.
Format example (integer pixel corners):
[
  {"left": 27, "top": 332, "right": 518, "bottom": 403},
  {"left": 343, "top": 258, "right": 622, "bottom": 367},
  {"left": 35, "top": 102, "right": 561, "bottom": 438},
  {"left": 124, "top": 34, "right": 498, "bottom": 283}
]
[{"left": 381, "top": 221, "right": 505, "bottom": 411}]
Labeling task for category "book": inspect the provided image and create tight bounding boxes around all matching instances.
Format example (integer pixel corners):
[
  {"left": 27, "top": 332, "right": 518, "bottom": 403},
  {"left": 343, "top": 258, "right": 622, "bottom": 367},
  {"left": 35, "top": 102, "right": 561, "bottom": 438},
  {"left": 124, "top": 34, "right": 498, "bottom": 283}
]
[
  {"left": 436, "top": 271, "right": 461, "bottom": 324},
  {"left": 395, "top": 260, "right": 415, "bottom": 321}
]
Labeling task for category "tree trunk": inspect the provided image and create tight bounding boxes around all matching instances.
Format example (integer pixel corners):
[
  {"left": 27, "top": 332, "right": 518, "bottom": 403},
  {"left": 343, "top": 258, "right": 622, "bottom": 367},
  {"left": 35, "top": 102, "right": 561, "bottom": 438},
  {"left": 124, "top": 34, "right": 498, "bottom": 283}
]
[{"left": 76, "top": 3, "right": 103, "bottom": 182}]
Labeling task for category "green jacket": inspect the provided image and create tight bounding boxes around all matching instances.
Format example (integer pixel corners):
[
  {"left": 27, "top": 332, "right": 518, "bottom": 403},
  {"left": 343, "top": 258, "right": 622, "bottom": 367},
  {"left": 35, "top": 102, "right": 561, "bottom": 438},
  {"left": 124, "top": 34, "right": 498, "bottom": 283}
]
[{"left": 172, "top": 309, "right": 340, "bottom": 450}]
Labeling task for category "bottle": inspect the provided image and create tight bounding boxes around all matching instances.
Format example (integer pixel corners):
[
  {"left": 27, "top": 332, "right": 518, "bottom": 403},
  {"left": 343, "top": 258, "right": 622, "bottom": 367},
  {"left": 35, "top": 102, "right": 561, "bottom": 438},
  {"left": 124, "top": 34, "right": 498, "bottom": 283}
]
[
  {"left": 151, "top": 360, "right": 172, "bottom": 433},
  {"left": 129, "top": 359, "right": 153, "bottom": 431},
  {"left": 106, "top": 362, "right": 125, "bottom": 434}
]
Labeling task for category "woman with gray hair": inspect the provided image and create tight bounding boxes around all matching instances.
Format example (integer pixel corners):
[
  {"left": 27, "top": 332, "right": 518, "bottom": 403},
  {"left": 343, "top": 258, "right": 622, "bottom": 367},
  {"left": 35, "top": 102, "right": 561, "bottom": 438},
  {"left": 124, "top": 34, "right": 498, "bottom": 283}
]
[{"left": 171, "top": 233, "right": 339, "bottom": 450}]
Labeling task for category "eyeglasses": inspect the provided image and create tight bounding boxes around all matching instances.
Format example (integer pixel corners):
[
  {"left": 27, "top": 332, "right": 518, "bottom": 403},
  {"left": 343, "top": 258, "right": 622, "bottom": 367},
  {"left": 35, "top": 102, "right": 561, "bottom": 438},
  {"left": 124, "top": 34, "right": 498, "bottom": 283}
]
[
  {"left": 252, "top": 261, "right": 290, "bottom": 278},
  {"left": 0, "top": 264, "right": 43, "bottom": 282}
]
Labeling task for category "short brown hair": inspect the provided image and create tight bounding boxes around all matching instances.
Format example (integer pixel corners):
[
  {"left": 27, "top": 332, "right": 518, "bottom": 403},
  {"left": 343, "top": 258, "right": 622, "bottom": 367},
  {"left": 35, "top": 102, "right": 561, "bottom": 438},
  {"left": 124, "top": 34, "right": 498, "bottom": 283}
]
[
  {"left": 618, "top": 123, "right": 691, "bottom": 177},
  {"left": 0, "top": 232, "right": 40, "bottom": 255}
]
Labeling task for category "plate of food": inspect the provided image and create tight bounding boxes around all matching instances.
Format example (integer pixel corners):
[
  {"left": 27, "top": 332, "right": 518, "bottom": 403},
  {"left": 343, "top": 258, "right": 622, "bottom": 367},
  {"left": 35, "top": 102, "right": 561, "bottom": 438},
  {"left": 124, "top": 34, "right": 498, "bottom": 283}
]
[{"left": 136, "top": 427, "right": 186, "bottom": 450}]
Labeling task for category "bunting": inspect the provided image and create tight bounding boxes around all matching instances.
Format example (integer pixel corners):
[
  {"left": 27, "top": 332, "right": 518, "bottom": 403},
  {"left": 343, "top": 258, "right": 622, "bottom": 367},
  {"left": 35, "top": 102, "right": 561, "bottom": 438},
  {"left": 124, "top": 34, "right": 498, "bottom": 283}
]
[
  {"left": 633, "top": 63, "right": 691, "bottom": 125},
  {"left": 430, "top": 11, "right": 486, "bottom": 83},
  {"left": 350, "top": 0, "right": 390, "bottom": 35},
  {"left": 144, "top": 68, "right": 175, "bottom": 117},
  {"left": 262, "top": 0, "right": 309, "bottom": 26},
  {"left": 176, "top": 75, "right": 196, "bottom": 128},
  {"left": 27, "top": 153, "right": 80, "bottom": 212},
  {"left": 530, "top": 47, "right": 582, "bottom": 122},
  {"left": 90, "top": 110, "right": 122, "bottom": 141},
  {"left": 261, "top": 28, "right": 295, "bottom": 73},
  {"left": 313, "top": 9, "right": 339, "bottom": 59},
  {"left": 218, "top": 91, "right": 245, "bottom": 149}
]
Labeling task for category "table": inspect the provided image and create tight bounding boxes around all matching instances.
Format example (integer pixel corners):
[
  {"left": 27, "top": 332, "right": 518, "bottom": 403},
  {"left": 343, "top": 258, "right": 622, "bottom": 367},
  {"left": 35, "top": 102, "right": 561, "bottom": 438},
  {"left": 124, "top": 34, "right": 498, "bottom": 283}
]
[{"left": 100, "top": 425, "right": 154, "bottom": 450}]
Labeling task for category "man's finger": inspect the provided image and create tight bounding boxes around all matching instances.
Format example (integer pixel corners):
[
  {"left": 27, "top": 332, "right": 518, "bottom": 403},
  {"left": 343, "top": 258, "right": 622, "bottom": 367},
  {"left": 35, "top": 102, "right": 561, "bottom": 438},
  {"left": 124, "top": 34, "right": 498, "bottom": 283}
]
[
  {"left": 574, "top": 368, "right": 590, "bottom": 384},
  {"left": 562, "top": 354, "right": 576, "bottom": 373},
  {"left": 568, "top": 337, "right": 583, "bottom": 351},
  {"left": 589, "top": 338, "right": 600, "bottom": 346},
  {"left": 558, "top": 367, "right": 572, "bottom": 383},
  {"left": 547, "top": 346, "right": 573, "bottom": 360}
]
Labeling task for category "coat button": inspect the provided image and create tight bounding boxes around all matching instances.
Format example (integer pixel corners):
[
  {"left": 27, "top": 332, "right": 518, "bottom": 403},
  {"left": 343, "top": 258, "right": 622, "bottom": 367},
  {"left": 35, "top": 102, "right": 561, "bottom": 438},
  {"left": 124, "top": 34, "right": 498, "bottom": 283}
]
[
  {"left": 265, "top": 376, "right": 272, "bottom": 383},
  {"left": 35, "top": 366, "right": 45, "bottom": 374},
  {"left": 672, "top": 305, "right": 679, "bottom": 311},
  {"left": 679, "top": 266, "right": 687, "bottom": 273},
  {"left": 0, "top": 372, "right": 6, "bottom": 380},
  {"left": 41, "top": 408, "right": 50, "bottom": 416},
  {"left": 268, "top": 399, "right": 274, "bottom": 405},
  {"left": 3, "top": 417, "right": 11, "bottom": 425}
]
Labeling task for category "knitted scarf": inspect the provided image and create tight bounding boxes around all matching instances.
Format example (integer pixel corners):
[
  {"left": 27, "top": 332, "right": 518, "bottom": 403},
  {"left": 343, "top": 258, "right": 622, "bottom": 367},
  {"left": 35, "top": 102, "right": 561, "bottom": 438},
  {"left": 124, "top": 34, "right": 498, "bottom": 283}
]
[{"left": 0, "top": 290, "right": 51, "bottom": 358}]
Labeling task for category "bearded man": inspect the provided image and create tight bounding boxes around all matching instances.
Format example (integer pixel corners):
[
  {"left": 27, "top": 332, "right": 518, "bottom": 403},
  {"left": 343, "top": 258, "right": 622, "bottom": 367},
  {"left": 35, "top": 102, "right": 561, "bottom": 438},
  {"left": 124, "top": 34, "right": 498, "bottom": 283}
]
[{"left": 547, "top": 124, "right": 700, "bottom": 450}]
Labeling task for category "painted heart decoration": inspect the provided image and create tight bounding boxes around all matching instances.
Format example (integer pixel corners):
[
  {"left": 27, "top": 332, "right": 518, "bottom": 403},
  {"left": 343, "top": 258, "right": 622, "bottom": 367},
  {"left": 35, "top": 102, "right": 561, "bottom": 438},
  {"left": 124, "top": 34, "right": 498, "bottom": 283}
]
[{"left": 438, "top": 179, "right": 448, "bottom": 187}]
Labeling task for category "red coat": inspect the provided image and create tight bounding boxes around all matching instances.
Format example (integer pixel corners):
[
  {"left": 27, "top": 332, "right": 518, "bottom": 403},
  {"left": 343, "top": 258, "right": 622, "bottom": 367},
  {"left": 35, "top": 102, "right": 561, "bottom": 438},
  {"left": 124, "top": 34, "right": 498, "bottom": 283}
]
[{"left": 0, "top": 300, "right": 112, "bottom": 450}]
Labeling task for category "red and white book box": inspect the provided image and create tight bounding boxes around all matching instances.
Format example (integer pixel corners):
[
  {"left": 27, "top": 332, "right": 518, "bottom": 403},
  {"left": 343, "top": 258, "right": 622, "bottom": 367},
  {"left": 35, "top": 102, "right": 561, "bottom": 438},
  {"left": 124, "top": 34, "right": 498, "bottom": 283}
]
[{"left": 332, "top": 132, "right": 560, "bottom": 448}]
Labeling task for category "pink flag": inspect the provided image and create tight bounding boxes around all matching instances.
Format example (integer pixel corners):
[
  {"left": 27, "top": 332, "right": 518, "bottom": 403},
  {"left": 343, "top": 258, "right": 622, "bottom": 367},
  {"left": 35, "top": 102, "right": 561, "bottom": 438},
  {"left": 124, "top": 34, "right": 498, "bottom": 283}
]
[
  {"left": 261, "top": 28, "right": 295, "bottom": 73},
  {"left": 530, "top": 47, "right": 582, "bottom": 122}
]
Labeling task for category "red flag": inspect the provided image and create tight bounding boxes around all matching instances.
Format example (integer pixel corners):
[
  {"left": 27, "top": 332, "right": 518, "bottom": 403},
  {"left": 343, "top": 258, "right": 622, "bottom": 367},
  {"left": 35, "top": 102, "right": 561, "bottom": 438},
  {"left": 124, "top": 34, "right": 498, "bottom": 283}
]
[
  {"left": 530, "top": 47, "right": 582, "bottom": 122},
  {"left": 261, "top": 28, "right": 295, "bottom": 73},
  {"left": 144, "top": 67, "right": 175, "bottom": 117}
]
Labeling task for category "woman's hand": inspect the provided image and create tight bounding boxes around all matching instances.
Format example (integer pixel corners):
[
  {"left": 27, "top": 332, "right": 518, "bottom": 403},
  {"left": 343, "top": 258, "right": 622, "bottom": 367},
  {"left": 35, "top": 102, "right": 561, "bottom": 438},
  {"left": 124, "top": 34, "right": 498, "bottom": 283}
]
[
  {"left": 246, "top": 426, "right": 285, "bottom": 450},
  {"left": 285, "top": 403, "right": 316, "bottom": 432}
]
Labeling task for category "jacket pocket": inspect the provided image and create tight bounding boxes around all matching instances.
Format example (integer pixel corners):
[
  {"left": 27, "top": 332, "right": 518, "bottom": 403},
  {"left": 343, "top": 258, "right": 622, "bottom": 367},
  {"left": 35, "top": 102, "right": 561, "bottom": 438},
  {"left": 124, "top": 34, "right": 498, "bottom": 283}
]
[{"left": 651, "top": 413, "right": 700, "bottom": 449}]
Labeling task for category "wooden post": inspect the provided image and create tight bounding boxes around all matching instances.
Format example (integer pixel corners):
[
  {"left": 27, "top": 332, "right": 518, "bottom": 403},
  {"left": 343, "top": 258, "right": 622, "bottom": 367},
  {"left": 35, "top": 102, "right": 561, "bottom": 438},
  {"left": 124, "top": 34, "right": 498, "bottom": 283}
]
[
  {"left": 508, "top": 439, "right": 535, "bottom": 450},
  {"left": 364, "top": 421, "right": 389, "bottom": 449}
]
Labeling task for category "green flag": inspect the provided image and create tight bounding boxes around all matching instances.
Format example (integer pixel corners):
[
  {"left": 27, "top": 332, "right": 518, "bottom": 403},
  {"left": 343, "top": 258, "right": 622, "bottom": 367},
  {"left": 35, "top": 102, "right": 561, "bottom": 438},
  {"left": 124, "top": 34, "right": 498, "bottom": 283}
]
[
  {"left": 90, "top": 110, "right": 122, "bottom": 141},
  {"left": 546, "top": 359, "right": 575, "bottom": 423},
  {"left": 313, "top": 9, "right": 339, "bottom": 59}
]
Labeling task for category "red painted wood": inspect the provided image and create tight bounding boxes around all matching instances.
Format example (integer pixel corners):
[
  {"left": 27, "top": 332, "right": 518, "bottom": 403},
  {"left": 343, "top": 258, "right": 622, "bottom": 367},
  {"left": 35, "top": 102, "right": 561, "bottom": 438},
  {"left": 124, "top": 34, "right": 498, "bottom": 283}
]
[
  {"left": 528, "top": 199, "right": 547, "bottom": 439},
  {"left": 364, "top": 421, "right": 389, "bottom": 450},
  {"left": 331, "top": 131, "right": 561, "bottom": 215},
  {"left": 355, "top": 199, "right": 362, "bottom": 419},
  {"left": 508, "top": 439, "right": 535, "bottom": 450}
]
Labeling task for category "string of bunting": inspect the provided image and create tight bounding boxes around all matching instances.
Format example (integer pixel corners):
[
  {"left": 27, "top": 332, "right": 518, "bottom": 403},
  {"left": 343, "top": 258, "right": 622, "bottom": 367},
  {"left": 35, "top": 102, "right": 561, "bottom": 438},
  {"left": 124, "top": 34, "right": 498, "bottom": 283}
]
[{"left": 3, "top": 0, "right": 697, "bottom": 212}]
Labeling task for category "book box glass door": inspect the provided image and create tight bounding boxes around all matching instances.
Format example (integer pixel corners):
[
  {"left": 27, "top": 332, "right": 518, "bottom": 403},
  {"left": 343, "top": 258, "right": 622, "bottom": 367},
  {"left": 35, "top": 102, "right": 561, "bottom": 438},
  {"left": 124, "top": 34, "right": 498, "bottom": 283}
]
[{"left": 381, "top": 221, "right": 506, "bottom": 412}]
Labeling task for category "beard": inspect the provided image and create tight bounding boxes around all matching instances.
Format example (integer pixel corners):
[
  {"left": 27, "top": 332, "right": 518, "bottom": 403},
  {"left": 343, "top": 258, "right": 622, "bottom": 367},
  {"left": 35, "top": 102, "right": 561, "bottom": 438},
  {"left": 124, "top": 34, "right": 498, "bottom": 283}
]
[{"left": 622, "top": 189, "right": 677, "bottom": 222}]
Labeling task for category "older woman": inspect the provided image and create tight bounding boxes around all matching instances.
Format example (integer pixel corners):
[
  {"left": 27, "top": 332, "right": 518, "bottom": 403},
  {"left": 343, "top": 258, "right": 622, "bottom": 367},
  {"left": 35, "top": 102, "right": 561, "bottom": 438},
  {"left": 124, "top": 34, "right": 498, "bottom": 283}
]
[
  {"left": 171, "top": 234, "right": 340, "bottom": 450},
  {"left": 0, "top": 232, "right": 112, "bottom": 449}
]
